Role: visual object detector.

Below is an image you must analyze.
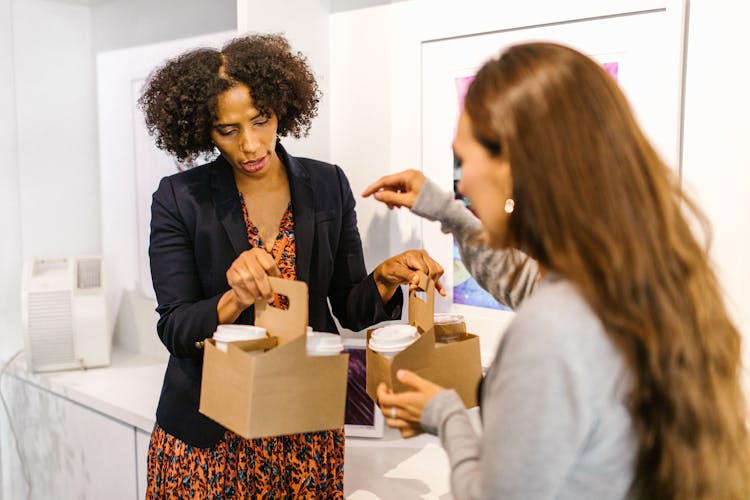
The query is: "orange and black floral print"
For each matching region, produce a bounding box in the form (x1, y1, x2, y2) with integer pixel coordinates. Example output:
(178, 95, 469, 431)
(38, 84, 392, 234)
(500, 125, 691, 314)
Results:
(240, 195, 296, 309)
(146, 424, 345, 499)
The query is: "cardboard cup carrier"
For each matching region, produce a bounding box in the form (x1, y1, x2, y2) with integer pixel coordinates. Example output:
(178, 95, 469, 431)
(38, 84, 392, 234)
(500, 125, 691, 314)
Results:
(199, 277, 349, 439)
(366, 273, 483, 408)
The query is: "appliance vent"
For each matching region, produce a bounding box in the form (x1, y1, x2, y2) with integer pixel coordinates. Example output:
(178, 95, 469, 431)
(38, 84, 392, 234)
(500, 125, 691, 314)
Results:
(26, 290, 75, 367)
(32, 258, 68, 277)
(77, 258, 101, 289)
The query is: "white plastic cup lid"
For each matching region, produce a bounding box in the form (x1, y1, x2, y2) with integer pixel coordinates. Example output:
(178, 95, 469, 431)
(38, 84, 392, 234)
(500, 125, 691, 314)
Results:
(370, 324, 418, 344)
(307, 331, 343, 347)
(369, 324, 419, 355)
(433, 313, 464, 325)
(307, 331, 343, 355)
(368, 337, 418, 356)
(213, 324, 267, 343)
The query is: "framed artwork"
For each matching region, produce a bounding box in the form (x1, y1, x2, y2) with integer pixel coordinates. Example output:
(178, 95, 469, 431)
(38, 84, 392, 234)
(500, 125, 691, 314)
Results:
(419, 3, 686, 344)
(343, 337, 384, 438)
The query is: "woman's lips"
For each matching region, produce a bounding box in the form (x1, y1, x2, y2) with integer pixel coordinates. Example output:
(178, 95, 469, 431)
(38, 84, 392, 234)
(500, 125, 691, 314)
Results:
(240, 155, 267, 174)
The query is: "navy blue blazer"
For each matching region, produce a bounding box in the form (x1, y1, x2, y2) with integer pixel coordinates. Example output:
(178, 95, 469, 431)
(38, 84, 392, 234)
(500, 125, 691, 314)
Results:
(149, 143, 402, 447)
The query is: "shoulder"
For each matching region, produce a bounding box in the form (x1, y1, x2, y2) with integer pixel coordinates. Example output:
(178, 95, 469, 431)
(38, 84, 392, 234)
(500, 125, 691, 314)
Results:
(286, 152, 353, 202)
(153, 158, 220, 202)
(293, 155, 346, 183)
(502, 275, 619, 368)
(158, 158, 219, 190)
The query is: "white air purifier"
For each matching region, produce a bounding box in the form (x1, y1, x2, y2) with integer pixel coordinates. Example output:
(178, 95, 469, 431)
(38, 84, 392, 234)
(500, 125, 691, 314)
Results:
(21, 256, 111, 372)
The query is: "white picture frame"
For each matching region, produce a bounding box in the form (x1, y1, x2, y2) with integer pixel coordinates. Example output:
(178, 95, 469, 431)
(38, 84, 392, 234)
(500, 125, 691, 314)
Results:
(417, 2, 687, 356)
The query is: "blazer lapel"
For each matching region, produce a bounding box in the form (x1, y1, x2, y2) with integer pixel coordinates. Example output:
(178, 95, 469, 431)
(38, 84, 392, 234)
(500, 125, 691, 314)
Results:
(279, 144, 314, 283)
(211, 157, 251, 256)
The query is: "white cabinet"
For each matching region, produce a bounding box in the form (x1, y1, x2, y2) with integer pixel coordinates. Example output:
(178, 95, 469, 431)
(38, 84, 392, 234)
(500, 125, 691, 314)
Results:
(135, 429, 151, 499)
(1, 374, 138, 500)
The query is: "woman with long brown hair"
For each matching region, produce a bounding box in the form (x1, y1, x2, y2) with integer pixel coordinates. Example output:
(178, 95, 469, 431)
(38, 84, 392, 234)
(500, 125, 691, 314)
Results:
(374, 42, 750, 499)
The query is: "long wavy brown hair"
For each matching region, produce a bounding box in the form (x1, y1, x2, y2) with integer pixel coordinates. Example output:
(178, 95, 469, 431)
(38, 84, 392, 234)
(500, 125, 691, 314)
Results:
(465, 42, 749, 499)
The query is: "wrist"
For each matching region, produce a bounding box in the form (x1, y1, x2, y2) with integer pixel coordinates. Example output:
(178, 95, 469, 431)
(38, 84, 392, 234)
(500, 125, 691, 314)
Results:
(373, 265, 398, 303)
(217, 289, 247, 324)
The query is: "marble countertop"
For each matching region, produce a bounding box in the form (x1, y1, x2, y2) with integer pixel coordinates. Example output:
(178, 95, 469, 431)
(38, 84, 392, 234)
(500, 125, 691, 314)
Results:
(3, 349, 165, 433)
(2, 347, 458, 499)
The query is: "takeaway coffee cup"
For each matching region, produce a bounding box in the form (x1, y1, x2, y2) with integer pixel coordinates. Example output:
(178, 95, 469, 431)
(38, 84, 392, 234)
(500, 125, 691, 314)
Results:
(213, 324, 267, 352)
(433, 313, 465, 344)
(306, 331, 344, 356)
(368, 324, 419, 358)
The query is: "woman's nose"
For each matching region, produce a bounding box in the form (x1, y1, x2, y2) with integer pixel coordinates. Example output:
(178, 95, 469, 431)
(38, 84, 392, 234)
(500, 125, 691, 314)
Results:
(239, 129, 259, 154)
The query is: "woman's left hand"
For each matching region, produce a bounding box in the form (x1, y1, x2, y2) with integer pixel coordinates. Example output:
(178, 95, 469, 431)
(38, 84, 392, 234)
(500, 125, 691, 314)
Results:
(373, 249, 446, 303)
(377, 369, 446, 438)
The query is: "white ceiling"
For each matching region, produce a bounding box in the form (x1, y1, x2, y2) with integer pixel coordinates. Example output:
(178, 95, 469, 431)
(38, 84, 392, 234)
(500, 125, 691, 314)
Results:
(47, 0, 115, 5)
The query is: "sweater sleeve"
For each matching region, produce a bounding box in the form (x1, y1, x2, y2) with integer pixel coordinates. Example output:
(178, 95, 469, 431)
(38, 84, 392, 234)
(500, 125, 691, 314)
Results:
(411, 178, 540, 309)
(422, 390, 483, 499)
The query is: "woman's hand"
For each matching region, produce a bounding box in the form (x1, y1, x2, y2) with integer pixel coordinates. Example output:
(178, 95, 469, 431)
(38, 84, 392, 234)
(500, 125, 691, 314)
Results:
(373, 249, 446, 302)
(218, 248, 281, 323)
(377, 369, 446, 438)
(362, 169, 426, 209)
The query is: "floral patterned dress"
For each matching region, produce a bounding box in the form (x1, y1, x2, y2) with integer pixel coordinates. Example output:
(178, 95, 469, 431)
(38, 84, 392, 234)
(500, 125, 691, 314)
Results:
(146, 195, 345, 499)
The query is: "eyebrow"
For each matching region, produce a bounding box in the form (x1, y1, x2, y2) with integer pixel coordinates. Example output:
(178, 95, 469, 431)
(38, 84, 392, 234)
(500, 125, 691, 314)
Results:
(214, 111, 265, 127)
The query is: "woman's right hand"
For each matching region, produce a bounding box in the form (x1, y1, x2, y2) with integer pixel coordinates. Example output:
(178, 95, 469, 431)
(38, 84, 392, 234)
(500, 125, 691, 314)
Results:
(218, 248, 281, 324)
(226, 247, 281, 307)
(362, 169, 426, 209)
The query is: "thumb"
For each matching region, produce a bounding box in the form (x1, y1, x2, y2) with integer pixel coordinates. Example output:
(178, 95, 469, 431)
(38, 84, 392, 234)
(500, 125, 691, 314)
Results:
(396, 369, 431, 391)
(373, 189, 414, 209)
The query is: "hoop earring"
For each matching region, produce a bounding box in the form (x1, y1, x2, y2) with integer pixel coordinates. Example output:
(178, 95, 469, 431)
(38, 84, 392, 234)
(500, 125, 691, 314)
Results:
(504, 198, 515, 214)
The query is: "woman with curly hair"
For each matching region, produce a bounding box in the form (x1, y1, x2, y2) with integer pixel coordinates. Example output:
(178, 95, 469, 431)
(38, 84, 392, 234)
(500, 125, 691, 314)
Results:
(139, 34, 444, 498)
(376, 42, 750, 499)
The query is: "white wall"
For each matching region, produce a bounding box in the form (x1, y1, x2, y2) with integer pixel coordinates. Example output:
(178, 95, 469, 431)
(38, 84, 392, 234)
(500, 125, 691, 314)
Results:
(329, 5, 395, 268)
(14, 1, 100, 261)
(681, 0, 750, 387)
(237, 0, 331, 162)
(92, 0, 236, 52)
(0, 0, 22, 360)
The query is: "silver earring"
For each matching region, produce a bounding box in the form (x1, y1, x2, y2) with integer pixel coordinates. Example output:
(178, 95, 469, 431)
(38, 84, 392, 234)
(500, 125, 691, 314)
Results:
(504, 198, 515, 214)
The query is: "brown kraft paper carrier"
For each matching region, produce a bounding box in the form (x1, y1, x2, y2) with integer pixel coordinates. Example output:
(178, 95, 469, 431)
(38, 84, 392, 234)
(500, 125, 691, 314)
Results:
(366, 273, 482, 408)
(199, 277, 350, 439)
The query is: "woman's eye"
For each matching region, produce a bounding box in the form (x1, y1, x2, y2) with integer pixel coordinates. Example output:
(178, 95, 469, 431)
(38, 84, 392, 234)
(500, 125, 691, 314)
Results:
(253, 118, 269, 127)
(217, 128, 236, 136)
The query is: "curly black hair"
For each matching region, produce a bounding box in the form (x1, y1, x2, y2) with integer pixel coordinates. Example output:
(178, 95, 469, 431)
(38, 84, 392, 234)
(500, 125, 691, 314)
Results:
(138, 34, 320, 162)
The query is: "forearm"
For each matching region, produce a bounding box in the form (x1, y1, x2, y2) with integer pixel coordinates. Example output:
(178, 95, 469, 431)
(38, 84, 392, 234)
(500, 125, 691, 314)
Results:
(156, 293, 224, 358)
(412, 178, 540, 309)
(330, 272, 402, 331)
(216, 289, 248, 324)
(457, 244, 540, 310)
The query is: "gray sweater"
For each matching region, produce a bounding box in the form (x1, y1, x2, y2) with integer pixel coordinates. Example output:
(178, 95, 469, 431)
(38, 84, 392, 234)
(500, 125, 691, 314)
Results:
(412, 177, 540, 310)
(421, 274, 636, 499)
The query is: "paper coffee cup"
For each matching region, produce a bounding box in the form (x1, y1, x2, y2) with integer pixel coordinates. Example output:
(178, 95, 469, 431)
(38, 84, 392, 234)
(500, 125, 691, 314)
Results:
(368, 324, 419, 358)
(306, 331, 344, 356)
(433, 313, 465, 343)
(213, 324, 267, 352)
